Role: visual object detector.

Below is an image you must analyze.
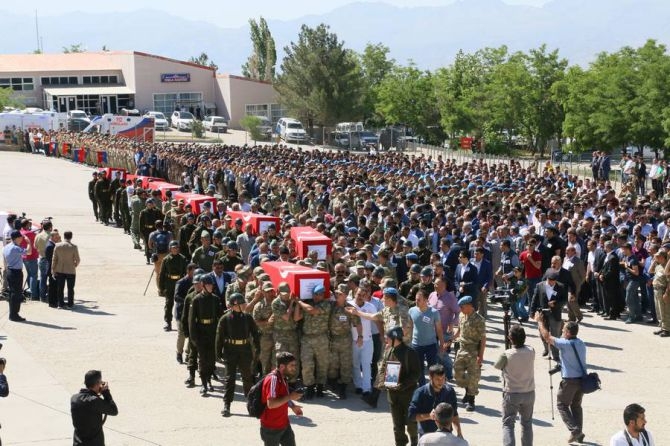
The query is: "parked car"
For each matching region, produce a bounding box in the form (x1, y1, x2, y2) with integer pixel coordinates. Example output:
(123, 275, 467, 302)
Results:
(257, 116, 273, 140)
(144, 111, 169, 131)
(202, 116, 228, 133)
(277, 117, 307, 143)
(333, 132, 350, 148)
(67, 110, 90, 123)
(171, 111, 195, 131)
(68, 118, 90, 132)
(355, 131, 379, 148)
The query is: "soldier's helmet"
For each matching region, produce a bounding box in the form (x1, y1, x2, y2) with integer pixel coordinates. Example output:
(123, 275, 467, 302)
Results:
(228, 292, 245, 306)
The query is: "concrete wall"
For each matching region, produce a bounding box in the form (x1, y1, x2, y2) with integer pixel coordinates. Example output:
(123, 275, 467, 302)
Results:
(218, 75, 278, 129)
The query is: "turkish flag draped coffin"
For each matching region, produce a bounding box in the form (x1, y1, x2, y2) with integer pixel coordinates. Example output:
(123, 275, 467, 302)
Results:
(226, 211, 281, 236)
(172, 192, 216, 215)
(138, 176, 164, 189)
(290, 226, 332, 260)
(102, 167, 127, 181)
(148, 182, 181, 201)
(262, 261, 330, 300)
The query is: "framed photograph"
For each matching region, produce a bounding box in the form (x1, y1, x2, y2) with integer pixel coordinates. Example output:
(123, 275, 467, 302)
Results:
(384, 361, 401, 388)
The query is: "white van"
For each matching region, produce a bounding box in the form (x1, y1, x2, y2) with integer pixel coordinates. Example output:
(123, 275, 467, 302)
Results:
(277, 118, 307, 143)
(336, 122, 364, 133)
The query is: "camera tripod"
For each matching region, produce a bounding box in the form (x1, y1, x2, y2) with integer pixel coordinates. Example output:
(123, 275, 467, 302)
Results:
(501, 302, 512, 350)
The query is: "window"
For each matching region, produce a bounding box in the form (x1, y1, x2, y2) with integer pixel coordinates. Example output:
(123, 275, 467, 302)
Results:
(82, 75, 119, 85)
(41, 76, 77, 86)
(1, 77, 34, 91)
(153, 92, 202, 115)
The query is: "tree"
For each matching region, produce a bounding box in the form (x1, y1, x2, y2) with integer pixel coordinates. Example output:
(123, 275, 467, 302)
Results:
(189, 52, 218, 71)
(275, 24, 364, 127)
(63, 44, 84, 53)
(240, 115, 264, 143)
(241, 17, 277, 82)
(0, 87, 24, 110)
(358, 43, 395, 125)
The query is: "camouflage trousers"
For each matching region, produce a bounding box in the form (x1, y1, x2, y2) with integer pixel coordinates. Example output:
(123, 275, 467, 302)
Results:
(655, 288, 670, 331)
(274, 330, 300, 381)
(257, 333, 275, 375)
(454, 346, 481, 396)
(327, 335, 353, 384)
(301, 334, 329, 386)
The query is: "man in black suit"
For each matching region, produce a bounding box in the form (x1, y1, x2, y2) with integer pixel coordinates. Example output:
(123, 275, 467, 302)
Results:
(587, 239, 607, 315)
(598, 241, 624, 319)
(455, 250, 478, 299)
(530, 271, 567, 368)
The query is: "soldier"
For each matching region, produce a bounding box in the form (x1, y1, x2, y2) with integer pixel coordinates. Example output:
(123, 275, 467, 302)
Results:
(109, 171, 123, 226)
(188, 215, 214, 254)
(452, 295, 486, 412)
(139, 198, 164, 264)
(182, 270, 205, 387)
(226, 218, 244, 240)
(174, 263, 197, 364)
(148, 221, 173, 288)
(190, 231, 219, 273)
(216, 292, 260, 417)
(271, 282, 301, 384)
(352, 287, 414, 345)
(115, 180, 130, 234)
(328, 284, 361, 399)
(130, 188, 146, 250)
(178, 213, 197, 258)
(158, 241, 188, 332)
(88, 172, 99, 222)
(188, 274, 222, 396)
(244, 267, 266, 303)
(297, 285, 332, 399)
(165, 199, 186, 240)
(408, 267, 436, 304)
(247, 281, 277, 375)
(225, 265, 252, 304)
(400, 264, 422, 299)
(94, 171, 112, 225)
(218, 241, 245, 271)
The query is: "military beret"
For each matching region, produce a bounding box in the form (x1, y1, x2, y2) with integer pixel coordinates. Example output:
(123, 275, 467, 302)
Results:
(312, 284, 326, 295)
(457, 295, 474, 306)
(383, 287, 398, 296)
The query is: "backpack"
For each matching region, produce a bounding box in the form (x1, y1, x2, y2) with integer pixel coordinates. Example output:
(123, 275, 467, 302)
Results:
(247, 373, 269, 418)
(155, 232, 170, 254)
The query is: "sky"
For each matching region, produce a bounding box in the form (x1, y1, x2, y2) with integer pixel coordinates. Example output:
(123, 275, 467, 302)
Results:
(13, 0, 551, 28)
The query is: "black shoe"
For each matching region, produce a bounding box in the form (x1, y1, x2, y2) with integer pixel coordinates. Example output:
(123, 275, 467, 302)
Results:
(221, 404, 231, 417)
(304, 385, 315, 400)
(647, 319, 659, 325)
(542, 350, 549, 357)
(338, 383, 347, 400)
(660, 331, 670, 337)
(177, 353, 183, 364)
(465, 395, 475, 412)
(316, 384, 324, 398)
(184, 375, 195, 387)
(549, 364, 562, 375)
(164, 323, 172, 332)
(362, 389, 379, 408)
(654, 329, 664, 335)
(355, 387, 363, 394)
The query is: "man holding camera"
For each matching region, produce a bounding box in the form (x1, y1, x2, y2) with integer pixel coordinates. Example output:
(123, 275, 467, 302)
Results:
(71, 370, 119, 446)
(530, 271, 566, 367)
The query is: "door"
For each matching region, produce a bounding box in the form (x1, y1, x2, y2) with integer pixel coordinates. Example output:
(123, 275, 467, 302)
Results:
(66, 96, 76, 112)
(100, 95, 117, 114)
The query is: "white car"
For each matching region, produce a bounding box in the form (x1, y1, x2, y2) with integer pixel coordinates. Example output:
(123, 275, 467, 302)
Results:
(144, 111, 169, 131)
(277, 117, 307, 143)
(171, 111, 195, 131)
(202, 116, 228, 133)
(67, 110, 90, 123)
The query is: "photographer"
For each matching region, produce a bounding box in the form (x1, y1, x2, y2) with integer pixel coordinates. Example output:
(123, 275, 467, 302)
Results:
(494, 325, 535, 446)
(529, 271, 566, 367)
(71, 370, 119, 446)
(609, 403, 656, 446)
(536, 318, 587, 445)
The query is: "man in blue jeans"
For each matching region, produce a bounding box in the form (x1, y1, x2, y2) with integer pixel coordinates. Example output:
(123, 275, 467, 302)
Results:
(409, 289, 445, 386)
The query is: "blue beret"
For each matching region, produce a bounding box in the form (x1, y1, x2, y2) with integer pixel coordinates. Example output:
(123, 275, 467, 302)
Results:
(383, 287, 398, 296)
(458, 295, 474, 306)
(312, 284, 325, 295)
(406, 253, 419, 260)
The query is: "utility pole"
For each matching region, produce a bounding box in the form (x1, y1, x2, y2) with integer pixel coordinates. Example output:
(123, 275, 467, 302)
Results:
(35, 10, 41, 53)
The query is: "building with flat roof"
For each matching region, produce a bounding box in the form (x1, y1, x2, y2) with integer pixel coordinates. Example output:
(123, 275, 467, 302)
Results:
(0, 51, 280, 128)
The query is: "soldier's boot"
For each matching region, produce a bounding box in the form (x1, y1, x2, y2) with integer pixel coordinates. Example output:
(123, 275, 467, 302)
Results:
(184, 370, 195, 387)
(208, 378, 214, 391)
(338, 383, 347, 400)
(315, 384, 324, 398)
(363, 389, 379, 408)
(304, 385, 315, 400)
(221, 402, 231, 418)
(465, 395, 475, 412)
(200, 377, 209, 396)
(176, 353, 183, 364)
(164, 322, 172, 332)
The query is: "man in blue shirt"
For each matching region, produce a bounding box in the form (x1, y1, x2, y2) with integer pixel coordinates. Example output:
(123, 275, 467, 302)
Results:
(409, 289, 445, 386)
(2, 230, 31, 321)
(536, 316, 587, 445)
(409, 364, 463, 439)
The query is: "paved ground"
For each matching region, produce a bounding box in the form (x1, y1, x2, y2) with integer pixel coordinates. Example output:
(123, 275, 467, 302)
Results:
(0, 151, 667, 446)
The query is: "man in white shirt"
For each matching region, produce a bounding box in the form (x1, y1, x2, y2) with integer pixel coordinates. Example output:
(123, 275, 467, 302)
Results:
(609, 403, 655, 446)
(349, 286, 377, 397)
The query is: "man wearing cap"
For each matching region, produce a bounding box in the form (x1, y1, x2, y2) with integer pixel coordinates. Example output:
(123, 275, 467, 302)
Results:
(116, 180, 131, 233)
(191, 231, 219, 273)
(110, 171, 123, 225)
(328, 284, 361, 399)
(139, 199, 164, 264)
(218, 241, 244, 272)
(130, 188, 146, 250)
(94, 171, 112, 225)
(452, 295, 486, 412)
(178, 213, 197, 259)
(158, 241, 188, 331)
(417, 403, 469, 446)
(216, 292, 260, 417)
(164, 199, 186, 239)
(296, 284, 331, 399)
(3, 230, 32, 321)
(401, 264, 422, 302)
(225, 265, 252, 305)
(88, 172, 100, 222)
(174, 263, 196, 363)
(247, 281, 278, 375)
(188, 216, 214, 254)
(182, 270, 205, 385)
(227, 218, 244, 241)
(271, 282, 301, 383)
(189, 274, 223, 395)
(409, 267, 436, 304)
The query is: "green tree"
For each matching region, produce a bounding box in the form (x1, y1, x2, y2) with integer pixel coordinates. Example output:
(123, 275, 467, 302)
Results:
(358, 43, 395, 125)
(0, 87, 24, 110)
(63, 44, 84, 53)
(241, 17, 277, 82)
(240, 115, 264, 143)
(189, 52, 218, 71)
(275, 24, 364, 127)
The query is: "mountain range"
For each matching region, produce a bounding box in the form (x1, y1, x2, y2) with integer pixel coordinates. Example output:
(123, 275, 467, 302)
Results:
(1, 0, 669, 74)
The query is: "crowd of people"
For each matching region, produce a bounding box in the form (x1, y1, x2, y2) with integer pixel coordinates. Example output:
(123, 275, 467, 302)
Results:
(39, 129, 668, 446)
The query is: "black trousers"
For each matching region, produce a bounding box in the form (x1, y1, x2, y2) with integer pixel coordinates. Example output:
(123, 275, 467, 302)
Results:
(388, 387, 418, 446)
(371, 333, 381, 385)
(56, 273, 76, 307)
(222, 344, 254, 404)
(6, 268, 23, 319)
(196, 338, 216, 380)
(90, 198, 99, 220)
(47, 273, 58, 307)
(260, 425, 295, 446)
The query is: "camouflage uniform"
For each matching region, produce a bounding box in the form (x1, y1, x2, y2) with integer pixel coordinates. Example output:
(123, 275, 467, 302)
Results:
(252, 297, 276, 374)
(225, 279, 247, 303)
(379, 305, 413, 344)
(328, 304, 359, 384)
(301, 300, 332, 387)
(653, 263, 669, 332)
(271, 297, 300, 380)
(453, 311, 486, 396)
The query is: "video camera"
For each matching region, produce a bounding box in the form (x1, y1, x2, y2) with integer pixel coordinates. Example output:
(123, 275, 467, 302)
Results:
(488, 288, 515, 310)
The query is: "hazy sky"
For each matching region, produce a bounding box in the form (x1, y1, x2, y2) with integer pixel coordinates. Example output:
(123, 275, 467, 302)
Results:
(13, 0, 551, 28)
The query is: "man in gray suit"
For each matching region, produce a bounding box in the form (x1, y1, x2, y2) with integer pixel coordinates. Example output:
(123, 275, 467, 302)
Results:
(563, 246, 586, 322)
(52, 231, 80, 309)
